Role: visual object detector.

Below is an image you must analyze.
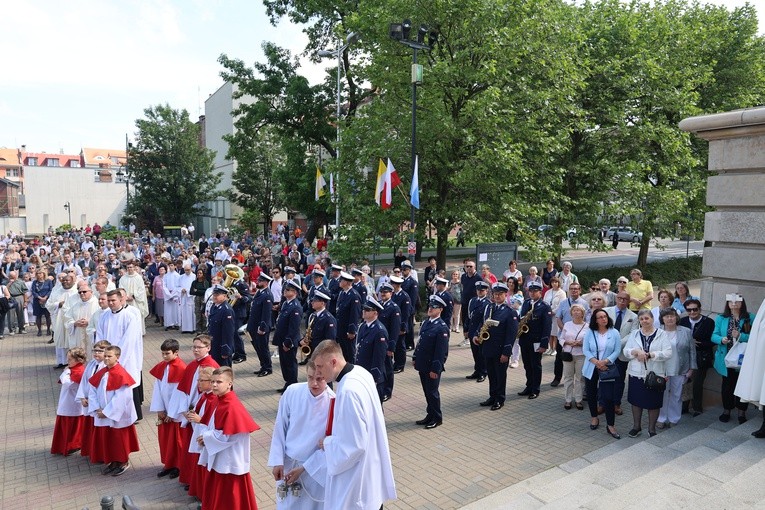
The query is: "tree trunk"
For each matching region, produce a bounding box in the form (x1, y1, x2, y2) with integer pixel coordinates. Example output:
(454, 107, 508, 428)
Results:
(636, 237, 649, 267)
(305, 210, 328, 244)
(436, 226, 449, 271)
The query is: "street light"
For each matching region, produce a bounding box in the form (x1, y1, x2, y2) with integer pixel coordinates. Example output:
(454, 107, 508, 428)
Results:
(318, 31, 359, 235)
(116, 165, 130, 207)
(390, 19, 437, 263)
(63, 201, 72, 226)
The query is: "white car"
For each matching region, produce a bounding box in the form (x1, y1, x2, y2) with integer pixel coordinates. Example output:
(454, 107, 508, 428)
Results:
(605, 226, 642, 243)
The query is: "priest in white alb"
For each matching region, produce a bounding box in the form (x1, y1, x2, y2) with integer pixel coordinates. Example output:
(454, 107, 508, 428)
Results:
(163, 261, 181, 330)
(736, 298, 765, 438)
(270, 360, 335, 510)
(119, 260, 149, 335)
(178, 262, 196, 334)
(310, 340, 396, 510)
(65, 281, 100, 354)
(86, 293, 109, 345)
(96, 289, 144, 420)
(47, 273, 79, 368)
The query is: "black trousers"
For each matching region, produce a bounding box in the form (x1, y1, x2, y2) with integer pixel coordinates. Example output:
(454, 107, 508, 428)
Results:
(337, 336, 355, 366)
(233, 316, 247, 359)
(602, 359, 629, 407)
(484, 355, 508, 404)
(471, 341, 487, 376)
(393, 333, 407, 371)
(405, 316, 415, 349)
(132, 373, 143, 421)
(553, 342, 563, 379)
(721, 369, 748, 411)
(520, 342, 543, 393)
(419, 370, 442, 422)
(278, 345, 298, 386)
(692, 351, 714, 412)
(383, 354, 395, 397)
(250, 331, 272, 371)
(586, 373, 616, 426)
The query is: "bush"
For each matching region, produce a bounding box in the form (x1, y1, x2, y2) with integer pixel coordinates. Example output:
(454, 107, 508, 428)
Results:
(57, 224, 74, 232)
(575, 256, 703, 289)
(100, 229, 131, 241)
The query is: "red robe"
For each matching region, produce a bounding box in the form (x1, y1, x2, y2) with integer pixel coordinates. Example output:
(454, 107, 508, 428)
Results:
(177, 355, 219, 485)
(51, 363, 85, 455)
(188, 392, 217, 500)
(149, 357, 187, 470)
(201, 391, 259, 510)
(88, 363, 139, 464)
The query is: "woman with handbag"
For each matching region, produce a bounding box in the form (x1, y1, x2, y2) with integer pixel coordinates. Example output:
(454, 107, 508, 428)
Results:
(561, 304, 588, 410)
(657, 308, 697, 428)
(582, 309, 622, 439)
(712, 293, 755, 424)
(623, 309, 672, 437)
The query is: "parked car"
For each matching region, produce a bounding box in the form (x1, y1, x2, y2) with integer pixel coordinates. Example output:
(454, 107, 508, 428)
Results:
(605, 226, 643, 242)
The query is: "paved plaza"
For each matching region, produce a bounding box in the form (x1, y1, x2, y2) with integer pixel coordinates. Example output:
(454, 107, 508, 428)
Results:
(0, 290, 755, 510)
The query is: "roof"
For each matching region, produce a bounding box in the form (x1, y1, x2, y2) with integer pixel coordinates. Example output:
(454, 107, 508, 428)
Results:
(22, 151, 81, 167)
(0, 148, 21, 167)
(0, 178, 21, 187)
(81, 148, 126, 168)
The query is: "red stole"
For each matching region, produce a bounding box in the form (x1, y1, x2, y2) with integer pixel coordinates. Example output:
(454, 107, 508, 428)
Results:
(149, 356, 187, 383)
(195, 392, 217, 425)
(64, 363, 85, 384)
(89, 363, 136, 390)
(212, 391, 259, 435)
(176, 356, 219, 395)
(325, 397, 335, 435)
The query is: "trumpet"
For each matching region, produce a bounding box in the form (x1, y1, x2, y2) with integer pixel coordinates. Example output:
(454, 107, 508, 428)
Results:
(476, 307, 499, 345)
(300, 316, 315, 356)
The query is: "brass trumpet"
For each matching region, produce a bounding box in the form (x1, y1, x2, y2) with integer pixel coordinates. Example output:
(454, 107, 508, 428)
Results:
(223, 264, 245, 307)
(476, 308, 498, 345)
(516, 302, 535, 339)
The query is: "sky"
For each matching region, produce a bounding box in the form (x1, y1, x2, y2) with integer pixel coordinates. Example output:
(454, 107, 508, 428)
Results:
(2, 0, 763, 155)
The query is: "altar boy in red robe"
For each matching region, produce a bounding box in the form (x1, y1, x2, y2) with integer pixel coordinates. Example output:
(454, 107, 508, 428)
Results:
(51, 347, 87, 455)
(87, 345, 139, 477)
(198, 366, 259, 510)
(149, 338, 187, 479)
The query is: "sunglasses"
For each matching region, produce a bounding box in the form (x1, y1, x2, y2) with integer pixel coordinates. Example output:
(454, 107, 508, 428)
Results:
(685, 307, 700, 312)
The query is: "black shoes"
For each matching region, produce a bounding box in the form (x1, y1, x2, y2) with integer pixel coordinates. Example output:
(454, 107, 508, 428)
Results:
(607, 426, 621, 440)
(719, 413, 731, 423)
(393, 367, 404, 374)
(479, 399, 495, 407)
(102, 462, 118, 475)
(518, 389, 532, 396)
(590, 419, 600, 430)
(527, 393, 539, 400)
(415, 417, 431, 425)
(232, 356, 246, 364)
(628, 428, 642, 438)
(465, 373, 479, 380)
(255, 369, 272, 377)
(424, 420, 442, 429)
(157, 467, 179, 478)
(490, 402, 504, 411)
(277, 385, 289, 393)
(550, 378, 561, 387)
(382, 395, 391, 402)
(476, 375, 486, 383)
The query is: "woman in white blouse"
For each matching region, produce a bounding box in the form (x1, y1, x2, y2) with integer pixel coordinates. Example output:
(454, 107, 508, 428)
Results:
(543, 277, 567, 356)
(560, 304, 588, 410)
(657, 308, 696, 428)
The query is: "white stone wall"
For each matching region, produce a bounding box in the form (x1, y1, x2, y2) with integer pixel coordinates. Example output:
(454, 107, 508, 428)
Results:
(23, 166, 126, 234)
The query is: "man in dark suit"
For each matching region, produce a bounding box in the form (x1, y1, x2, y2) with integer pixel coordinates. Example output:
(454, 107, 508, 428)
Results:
(327, 264, 343, 315)
(354, 297, 389, 401)
(679, 298, 716, 416)
(467, 281, 490, 382)
(517, 281, 552, 399)
(401, 260, 420, 350)
(301, 290, 337, 361)
(434, 277, 454, 332)
(351, 268, 368, 303)
(272, 280, 303, 393)
(335, 271, 361, 364)
(207, 285, 235, 367)
(412, 296, 450, 429)
(477, 283, 519, 410)
(247, 273, 273, 377)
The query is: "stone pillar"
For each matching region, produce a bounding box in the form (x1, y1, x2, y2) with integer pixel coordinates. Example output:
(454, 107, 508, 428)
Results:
(680, 108, 765, 313)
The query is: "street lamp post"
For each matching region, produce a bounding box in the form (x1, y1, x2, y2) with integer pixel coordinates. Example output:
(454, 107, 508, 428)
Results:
(63, 201, 72, 226)
(390, 19, 437, 263)
(318, 31, 359, 236)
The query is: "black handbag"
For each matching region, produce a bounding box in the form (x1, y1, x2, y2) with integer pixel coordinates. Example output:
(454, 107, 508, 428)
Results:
(0, 296, 9, 313)
(598, 363, 619, 382)
(562, 324, 586, 362)
(644, 361, 666, 391)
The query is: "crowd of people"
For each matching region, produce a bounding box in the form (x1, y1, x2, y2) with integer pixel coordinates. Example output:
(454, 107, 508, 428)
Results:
(6, 223, 761, 508)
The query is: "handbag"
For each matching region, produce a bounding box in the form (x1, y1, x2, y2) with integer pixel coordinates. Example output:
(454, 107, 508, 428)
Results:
(562, 323, 586, 362)
(0, 296, 9, 313)
(644, 361, 667, 391)
(724, 340, 747, 370)
(595, 336, 619, 382)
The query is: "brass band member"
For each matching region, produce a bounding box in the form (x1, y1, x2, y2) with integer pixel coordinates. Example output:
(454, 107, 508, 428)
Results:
(476, 283, 518, 410)
(517, 281, 553, 400)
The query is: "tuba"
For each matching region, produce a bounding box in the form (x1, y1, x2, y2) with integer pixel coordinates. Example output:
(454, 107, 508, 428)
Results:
(476, 306, 499, 345)
(300, 316, 315, 356)
(223, 264, 245, 307)
(516, 302, 535, 339)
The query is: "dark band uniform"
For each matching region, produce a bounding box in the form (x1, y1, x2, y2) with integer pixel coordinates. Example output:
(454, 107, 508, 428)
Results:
(467, 283, 490, 378)
(208, 286, 235, 367)
(306, 294, 337, 355)
(435, 278, 454, 329)
(518, 287, 553, 397)
(230, 278, 251, 362)
(481, 294, 518, 408)
(401, 262, 420, 349)
(413, 296, 450, 427)
(272, 284, 302, 390)
(355, 298, 389, 401)
(379, 289, 402, 399)
(247, 277, 273, 374)
(327, 266, 342, 315)
(352, 269, 368, 303)
(335, 275, 361, 363)
(391, 279, 411, 372)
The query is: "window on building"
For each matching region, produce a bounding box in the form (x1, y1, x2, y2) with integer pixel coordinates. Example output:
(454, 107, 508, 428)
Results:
(46, 158, 60, 167)
(70, 160, 80, 168)
(6, 169, 19, 177)
(27, 157, 37, 166)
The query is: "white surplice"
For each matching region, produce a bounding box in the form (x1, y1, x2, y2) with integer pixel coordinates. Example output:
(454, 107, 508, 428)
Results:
(87, 369, 137, 428)
(47, 285, 79, 364)
(65, 295, 100, 352)
(178, 272, 196, 332)
(76, 359, 103, 402)
(269, 383, 335, 510)
(304, 366, 396, 510)
(198, 412, 251, 475)
(736, 298, 765, 408)
(96, 307, 143, 388)
(119, 272, 149, 334)
(57, 367, 85, 417)
(163, 271, 181, 327)
(149, 364, 180, 414)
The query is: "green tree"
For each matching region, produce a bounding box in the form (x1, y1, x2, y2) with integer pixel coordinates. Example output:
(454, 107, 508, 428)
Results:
(128, 104, 220, 229)
(226, 127, 286, 236)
